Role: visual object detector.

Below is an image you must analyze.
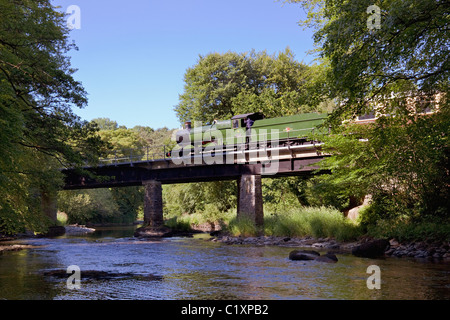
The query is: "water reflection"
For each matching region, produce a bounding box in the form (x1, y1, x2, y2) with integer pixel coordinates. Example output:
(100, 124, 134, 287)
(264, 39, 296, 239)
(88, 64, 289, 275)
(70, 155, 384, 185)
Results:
(0, 250, 60, 300)
(0, 230, 449, 300)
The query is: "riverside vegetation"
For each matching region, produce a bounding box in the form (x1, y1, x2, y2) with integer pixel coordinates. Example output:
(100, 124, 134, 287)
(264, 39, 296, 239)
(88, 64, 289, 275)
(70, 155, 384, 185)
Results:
(0, 0, 448, 259)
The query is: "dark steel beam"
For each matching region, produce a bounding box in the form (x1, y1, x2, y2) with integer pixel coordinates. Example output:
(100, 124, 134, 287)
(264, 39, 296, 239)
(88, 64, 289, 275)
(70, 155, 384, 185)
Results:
(62, 156, 327, 190)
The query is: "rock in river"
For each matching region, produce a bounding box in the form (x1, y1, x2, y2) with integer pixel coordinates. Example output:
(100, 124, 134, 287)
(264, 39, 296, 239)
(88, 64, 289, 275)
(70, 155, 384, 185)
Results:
(43, 226, 66, 237)
(134, 226, 173, 238)
(315, 253, 338, 263)
(351, 239, 390, 258)
(43, 269, 163, 281)
(289, 250, 320, 261)
(289, 250, 338, 263)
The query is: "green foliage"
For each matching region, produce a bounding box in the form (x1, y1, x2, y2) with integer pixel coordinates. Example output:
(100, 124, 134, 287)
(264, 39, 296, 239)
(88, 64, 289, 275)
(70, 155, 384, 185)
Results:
(286, 0, 449, 121)
(164, 208, 234, 232)
(223, 206, 361, 240)
(163, 184, 205, 216)
(96, 124, 175, 161)
(201, 203, 223, 224)
(0, 0, 106, 234)
(110, 186, 143, 224)
(164, 216, 192, 232)
(99, 128, 146, 158)
(57, 211, 68, 225)
(282, 0, 449, 236)
(262, 177, 310, 210)
(263, 206, 362, 241)
(58, 189, 117, 225)
(314, 110, 449, 219)
(363, 212, 450, 242)
(58, 187, 143, 225)
(307, 123, 378, 211)
(174, 48, 331, 124)
(227, 216, 259, 237)
(163, 181, 237, 217)
(60, 124, 173, 225)
(92, 118, 122, 131)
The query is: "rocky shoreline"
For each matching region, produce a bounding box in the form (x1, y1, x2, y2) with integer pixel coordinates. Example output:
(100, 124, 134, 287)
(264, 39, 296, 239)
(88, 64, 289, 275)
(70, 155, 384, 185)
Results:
(0, 244, 41, 253)
(2, 225, 449, 262)
(0, 225, 96, 253)
(211, 234, 450, 261)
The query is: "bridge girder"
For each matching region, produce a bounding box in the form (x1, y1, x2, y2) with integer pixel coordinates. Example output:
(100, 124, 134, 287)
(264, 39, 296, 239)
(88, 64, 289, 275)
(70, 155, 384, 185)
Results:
(62, 156, 326, 190)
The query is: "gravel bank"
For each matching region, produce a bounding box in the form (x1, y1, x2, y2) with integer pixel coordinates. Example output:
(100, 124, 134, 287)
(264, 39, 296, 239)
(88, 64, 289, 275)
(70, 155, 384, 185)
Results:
(212, 235, 450, 261)
(64, 224, 96, 235)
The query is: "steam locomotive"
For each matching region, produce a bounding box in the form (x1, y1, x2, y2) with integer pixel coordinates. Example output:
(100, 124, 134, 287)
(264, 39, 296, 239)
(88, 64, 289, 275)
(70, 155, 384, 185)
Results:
(173, 112, 328, 150)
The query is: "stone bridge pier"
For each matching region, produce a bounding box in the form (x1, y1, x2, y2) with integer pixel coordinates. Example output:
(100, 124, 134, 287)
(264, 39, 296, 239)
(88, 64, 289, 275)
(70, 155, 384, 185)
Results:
(142, 180, 164, 227)
(137, 175, 264, 237)
(237, 174, 264, 228)
(134, 180, 170, 237)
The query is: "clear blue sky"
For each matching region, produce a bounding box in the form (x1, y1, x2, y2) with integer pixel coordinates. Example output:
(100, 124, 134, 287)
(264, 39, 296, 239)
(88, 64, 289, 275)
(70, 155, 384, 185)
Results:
(52, 0, 316, 130)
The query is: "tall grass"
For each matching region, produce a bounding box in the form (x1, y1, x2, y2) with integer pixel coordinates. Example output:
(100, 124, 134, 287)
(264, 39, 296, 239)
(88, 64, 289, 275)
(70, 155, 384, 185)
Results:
(164, 209, 235, 232)
(265, 206, 362, 241)
(226, 206, 362, 241)
(165, 206, 363, 241)
(164, 204, 448, 243)
(227, 215, 259, 237)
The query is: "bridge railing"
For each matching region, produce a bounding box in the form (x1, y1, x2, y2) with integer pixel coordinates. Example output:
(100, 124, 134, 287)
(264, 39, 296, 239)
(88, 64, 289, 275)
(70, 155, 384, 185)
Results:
(98, 144, 171, 165)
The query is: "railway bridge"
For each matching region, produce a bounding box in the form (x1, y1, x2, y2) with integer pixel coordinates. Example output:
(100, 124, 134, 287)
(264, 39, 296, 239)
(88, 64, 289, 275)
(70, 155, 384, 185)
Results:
(54, 140, 327, 231)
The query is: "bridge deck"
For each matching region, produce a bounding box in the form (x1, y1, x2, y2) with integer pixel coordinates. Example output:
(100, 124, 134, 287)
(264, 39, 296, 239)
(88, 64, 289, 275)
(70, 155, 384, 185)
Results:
(63, 142, 327, 190)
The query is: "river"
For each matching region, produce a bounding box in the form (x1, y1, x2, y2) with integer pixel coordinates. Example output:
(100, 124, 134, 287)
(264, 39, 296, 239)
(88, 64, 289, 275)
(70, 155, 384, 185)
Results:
(0, 226, 449, 300)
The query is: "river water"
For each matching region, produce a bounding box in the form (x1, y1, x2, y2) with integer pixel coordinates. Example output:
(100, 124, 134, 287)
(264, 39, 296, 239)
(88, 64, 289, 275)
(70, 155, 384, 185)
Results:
(0, 226, 449, 300)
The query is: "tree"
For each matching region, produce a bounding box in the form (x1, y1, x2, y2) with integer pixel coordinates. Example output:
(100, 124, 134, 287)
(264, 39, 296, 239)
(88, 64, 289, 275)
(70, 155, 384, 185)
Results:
(58, 189, 119, 225)
(163, 181, 237, 217)
(285, 0, 449, 219)
(92, 118, 120, 131)
(98, 128, 146, 159)
(285, 0, 449, 120)
(315, 111, 449, 219)
(174, 48, 329, 124)
(0, 0, 105, 234)
(60, 123, 176, 225)
(231, 49, 333, 118)
(175, 51, 254, 123)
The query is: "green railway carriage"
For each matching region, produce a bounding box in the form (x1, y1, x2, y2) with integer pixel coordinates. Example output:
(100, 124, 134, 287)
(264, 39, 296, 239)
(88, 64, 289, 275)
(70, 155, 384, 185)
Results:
(175, 112, 328, 148)
(246, 112, 328, 143)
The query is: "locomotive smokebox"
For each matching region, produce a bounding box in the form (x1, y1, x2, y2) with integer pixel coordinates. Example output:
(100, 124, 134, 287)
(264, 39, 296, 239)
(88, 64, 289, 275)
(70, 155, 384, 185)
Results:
(176, 129, 191, 144)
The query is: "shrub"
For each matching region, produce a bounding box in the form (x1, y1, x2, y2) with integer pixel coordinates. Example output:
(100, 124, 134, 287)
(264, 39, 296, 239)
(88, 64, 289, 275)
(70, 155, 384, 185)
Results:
(164, 216, 192, 232)
(366, 218, 450, 242)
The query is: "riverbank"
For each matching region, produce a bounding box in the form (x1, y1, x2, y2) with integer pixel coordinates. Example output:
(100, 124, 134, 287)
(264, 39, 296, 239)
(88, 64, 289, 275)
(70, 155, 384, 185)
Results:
(0, 244, 40, 253)
(0, 224, 96, 251)
(211, 234, 450, 261)
(2, 224, 449, 262)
